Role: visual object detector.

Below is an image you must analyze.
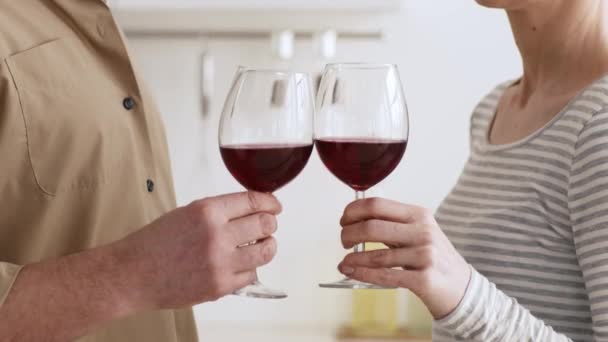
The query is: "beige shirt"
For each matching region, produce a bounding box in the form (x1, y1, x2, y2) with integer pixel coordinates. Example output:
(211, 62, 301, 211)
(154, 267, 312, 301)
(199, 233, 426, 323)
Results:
(0, 1, 197, 341)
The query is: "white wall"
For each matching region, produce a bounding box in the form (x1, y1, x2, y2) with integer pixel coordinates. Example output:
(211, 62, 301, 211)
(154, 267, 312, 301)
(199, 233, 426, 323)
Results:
(391, 1, 520, 207)
(121, 0, 521, 337)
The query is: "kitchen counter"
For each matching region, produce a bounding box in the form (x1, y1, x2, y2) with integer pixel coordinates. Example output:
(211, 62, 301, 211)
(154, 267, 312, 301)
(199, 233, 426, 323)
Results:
(197, 324, 431, 342)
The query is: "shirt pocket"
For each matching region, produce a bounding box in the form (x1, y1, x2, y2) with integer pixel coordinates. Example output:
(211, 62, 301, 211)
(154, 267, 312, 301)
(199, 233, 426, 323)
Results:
(6, 38, 126, 196)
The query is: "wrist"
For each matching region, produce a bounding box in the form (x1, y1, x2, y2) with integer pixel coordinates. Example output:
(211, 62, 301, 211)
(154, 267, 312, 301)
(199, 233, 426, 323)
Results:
(433, 265, 477, 321)
(425, 262, 473, 320)
(102, 240, 154, 315)
(1, 245, 142, 341)
(61, 243, 141, 321)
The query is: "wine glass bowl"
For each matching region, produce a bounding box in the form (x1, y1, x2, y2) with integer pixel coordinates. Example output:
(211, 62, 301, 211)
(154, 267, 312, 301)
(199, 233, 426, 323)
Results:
(220, 144, 313, 193)
(314, 138, 407, 192)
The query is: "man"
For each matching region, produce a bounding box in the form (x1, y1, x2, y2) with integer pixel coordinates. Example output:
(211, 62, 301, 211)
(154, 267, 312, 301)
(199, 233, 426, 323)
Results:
(0, 1, 281, 341)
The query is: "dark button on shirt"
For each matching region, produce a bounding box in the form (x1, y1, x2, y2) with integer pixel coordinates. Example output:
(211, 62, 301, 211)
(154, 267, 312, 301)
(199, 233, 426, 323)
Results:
(123, 96, 136, 110)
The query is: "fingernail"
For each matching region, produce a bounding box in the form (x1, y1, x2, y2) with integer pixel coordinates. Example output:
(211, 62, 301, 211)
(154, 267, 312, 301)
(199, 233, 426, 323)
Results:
(340, 265, 355, 275)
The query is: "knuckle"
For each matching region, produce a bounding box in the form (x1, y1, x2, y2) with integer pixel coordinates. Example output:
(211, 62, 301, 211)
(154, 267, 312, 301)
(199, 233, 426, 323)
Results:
(418, 246, 435, 266)
(259, 213, 277, 236)
(417, 207, 435, 223)
(378, 268, 393, 283)
(363, 220, 379, 236)
(339, 214, 348, 227)
(192, 199, 218, 224)
(371, 249, 391, 266)
(260, 238, 277, 264)
(418, 228, 434, 245)
(366, 197, 383, 213)
(389, 221, 402, 236)
(342, 253, 355, 265)
(198, 198, 215, 214)
(342, 201, 357, 217)
(268, 195, 281, 212)
(246, 191, 261, 211)
(340, 229, 352, 248)
(353, 267, 366, 278)
(420, 207, 434, 218)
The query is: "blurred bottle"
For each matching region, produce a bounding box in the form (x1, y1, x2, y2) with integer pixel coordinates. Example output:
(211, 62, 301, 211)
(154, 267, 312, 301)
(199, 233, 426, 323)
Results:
(350, 243, 433, 338)
(351, 243, 399, 337)
(406, 292, 433, 337)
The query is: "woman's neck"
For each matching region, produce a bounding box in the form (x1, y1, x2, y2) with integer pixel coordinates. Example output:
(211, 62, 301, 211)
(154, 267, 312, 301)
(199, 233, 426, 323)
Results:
(507, 0, 608, 101)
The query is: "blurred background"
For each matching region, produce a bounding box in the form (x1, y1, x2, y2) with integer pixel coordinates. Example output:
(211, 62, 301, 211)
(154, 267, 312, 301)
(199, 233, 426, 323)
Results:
(109, 0, 521, 341)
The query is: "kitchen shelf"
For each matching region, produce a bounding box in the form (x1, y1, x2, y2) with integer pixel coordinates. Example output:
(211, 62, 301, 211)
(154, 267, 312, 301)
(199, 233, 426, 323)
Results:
(111, 0, 403, 12)
(113, 0, 399, 35)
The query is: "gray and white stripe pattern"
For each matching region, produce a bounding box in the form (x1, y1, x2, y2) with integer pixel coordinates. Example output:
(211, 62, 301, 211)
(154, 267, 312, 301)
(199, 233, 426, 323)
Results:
(433, 76, 608, 342)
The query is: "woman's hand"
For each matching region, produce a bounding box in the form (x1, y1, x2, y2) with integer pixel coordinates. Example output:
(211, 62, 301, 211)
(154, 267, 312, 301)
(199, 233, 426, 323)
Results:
(338, 198, 472, 319)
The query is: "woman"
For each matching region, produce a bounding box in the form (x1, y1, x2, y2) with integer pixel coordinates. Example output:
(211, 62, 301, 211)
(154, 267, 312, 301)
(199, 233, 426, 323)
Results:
(337, 1, 608, 341)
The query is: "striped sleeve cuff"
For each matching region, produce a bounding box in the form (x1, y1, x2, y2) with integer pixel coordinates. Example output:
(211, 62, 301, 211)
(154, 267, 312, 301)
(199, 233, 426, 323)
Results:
(434, 266, 489, 338)
(0, 263, 23, 307)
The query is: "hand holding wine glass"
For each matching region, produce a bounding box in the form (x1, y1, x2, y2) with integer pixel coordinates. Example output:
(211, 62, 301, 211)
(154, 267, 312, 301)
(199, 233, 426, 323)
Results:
(337, 198, 471, 319)
(219, 68, 314, 299)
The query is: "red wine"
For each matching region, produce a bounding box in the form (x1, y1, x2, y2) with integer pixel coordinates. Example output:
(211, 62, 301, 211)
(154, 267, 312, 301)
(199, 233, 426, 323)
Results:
(220, 144, 313, 193)
(316, 138, 407, 191)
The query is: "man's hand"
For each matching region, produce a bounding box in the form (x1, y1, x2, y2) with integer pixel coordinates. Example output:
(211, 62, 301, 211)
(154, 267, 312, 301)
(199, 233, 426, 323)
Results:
(0, 191, 281, 342)
(116, 191, 283, 311)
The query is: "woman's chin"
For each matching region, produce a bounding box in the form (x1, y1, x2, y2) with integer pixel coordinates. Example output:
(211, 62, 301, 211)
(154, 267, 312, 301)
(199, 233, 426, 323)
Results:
(475, 0, 532, 9)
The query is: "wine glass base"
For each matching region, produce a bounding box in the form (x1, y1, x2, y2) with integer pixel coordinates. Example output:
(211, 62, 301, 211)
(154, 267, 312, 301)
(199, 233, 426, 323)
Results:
(319, 277, 396, 289)
(233, 281, 288, 299)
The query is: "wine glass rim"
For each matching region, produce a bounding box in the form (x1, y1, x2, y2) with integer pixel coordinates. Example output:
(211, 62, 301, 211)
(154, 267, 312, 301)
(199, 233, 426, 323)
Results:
(324, 62, 398, 69)
(237, 66, 309, 76)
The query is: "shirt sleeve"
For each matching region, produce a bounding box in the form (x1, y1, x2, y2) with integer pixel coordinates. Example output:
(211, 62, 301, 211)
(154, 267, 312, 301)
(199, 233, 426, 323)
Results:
(434, 267, 571, 341)
(0, 263, 23, 307)
(435, 108, 608, 341)
(568, 109, 608, 339)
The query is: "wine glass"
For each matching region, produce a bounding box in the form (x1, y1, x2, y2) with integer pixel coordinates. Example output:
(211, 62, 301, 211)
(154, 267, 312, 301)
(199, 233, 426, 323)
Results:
(315, 63, 409, 289)
(219, 67, 314, 299)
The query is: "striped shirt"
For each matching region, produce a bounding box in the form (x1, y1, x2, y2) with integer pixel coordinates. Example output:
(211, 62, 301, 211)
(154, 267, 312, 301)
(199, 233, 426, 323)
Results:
(433, 75, 608, 342)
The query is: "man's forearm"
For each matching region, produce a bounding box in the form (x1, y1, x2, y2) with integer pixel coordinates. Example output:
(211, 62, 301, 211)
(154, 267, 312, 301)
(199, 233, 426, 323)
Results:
(0, 243, 139, 341)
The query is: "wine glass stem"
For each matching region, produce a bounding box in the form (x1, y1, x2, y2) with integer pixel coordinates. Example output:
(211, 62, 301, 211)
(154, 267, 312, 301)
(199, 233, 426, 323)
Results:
(354, 190, 366, 254)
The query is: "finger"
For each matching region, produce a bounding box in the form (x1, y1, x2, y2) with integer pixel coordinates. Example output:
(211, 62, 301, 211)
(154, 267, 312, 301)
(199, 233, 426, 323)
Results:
(232, 237, 277, 273)
(341, 198, 429, 226)
(341, 247, 432, 269)
(341, 220, 427, 249)
(338, 265, 418, 289)
(209, 191, 283, 220)
(228, 213, 278, 246)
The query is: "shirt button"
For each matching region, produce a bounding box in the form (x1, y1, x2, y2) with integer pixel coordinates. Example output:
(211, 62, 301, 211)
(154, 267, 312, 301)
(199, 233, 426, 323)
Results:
(146, 179, 155, 193)
(123, 97, 136, 110)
